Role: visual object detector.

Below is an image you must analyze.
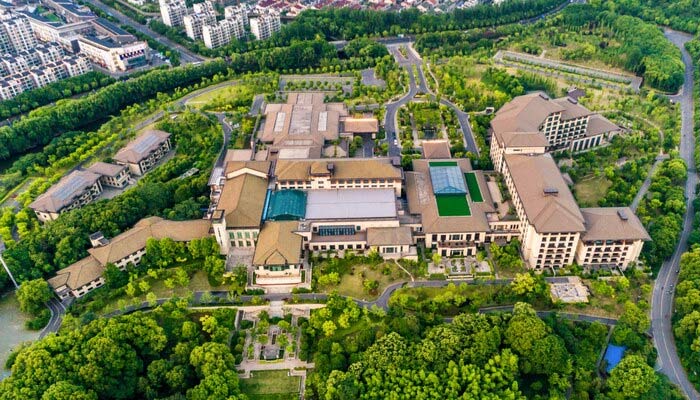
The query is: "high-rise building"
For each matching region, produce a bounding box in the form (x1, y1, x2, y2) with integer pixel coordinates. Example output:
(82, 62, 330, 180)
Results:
(159, 0, 187, 27)
(1, 16, 38, 53)
(224, 4, 248, 26)
(202, 17, 244, 49)
(184, 13, 216, 40)
(183, 2, 217, 41)
(249, 9, 280, 41)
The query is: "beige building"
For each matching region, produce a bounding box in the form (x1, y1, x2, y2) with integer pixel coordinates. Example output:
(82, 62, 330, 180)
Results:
(253, 221, 304, 285)
(86, 161, 131, 188)
(78, 35, 149, 72)
(274, 158, 403, 196)
(184, 12, 217, 41)
(249, 9, 280, 40)
(29, 170, 103, 222)
(490, 93, 620, 153)
(210, 161, 271, 254)
(48, 217, 211, 299)
(113, 130, 171, 176)
(501, 153, 585, 270)
(577, 207, 650, 269)
(259, 93, 379, 158)
(406, 158, 518, 257)
(202, 17, 245, 49)
(159, 0, 187, 27)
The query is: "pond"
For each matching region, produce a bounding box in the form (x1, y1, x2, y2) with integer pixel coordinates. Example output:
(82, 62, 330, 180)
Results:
(0, 292, 39, 379)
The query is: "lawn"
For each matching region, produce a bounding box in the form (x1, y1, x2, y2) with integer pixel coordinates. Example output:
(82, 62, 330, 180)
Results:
(327, 262, 410, 301)
(185, 84, 253, 108)
(239, 370, 300, 400)
(436, 194, 471, 216)
(97, 269, 230, 316)
(574, 176, 612, 207)
(465, 173, 483, 202)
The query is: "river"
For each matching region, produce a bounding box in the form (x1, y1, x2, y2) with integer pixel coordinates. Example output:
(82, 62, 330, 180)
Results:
(0, 292, 39, 379)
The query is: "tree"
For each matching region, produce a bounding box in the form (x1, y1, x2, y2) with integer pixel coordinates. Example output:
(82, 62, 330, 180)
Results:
(104, 264, 128, 289)
(619, 301, 651, 334)
(16, 279, 52, 315)
(510, 273, 537, 296)
(41, 381, 97, 400)
(607, 355, 657, 399)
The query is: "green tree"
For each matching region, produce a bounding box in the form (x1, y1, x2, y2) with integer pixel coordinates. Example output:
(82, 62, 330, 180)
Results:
(16, 279, 52, 315)
(607, 355, 657, 399)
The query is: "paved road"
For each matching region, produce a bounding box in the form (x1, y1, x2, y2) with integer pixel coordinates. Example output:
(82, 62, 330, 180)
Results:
(651, 29, 700, 400)
(39, 298, 67, 339)
(383, 43, 479, 155)
(82, 0, 203, 64)
(630, 154, 670, 212)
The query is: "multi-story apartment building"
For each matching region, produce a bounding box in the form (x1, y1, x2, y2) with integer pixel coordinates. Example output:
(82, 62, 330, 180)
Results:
(159, 0, 187, 27)
(0, 15, 37, 53)
(490, 92, 620, 153)
(62, 55, 92, 76)
(224, 4, 248, 26)
(0, 77, 23, 100)
(249, 9, 280, 40)
(184, 12, 216, 40)
(202, 18, 244, 49)
(48, 217, 211, 299)
(113, 130, 171, 175)
(78, 35, 149, 72)
(184, 1, 217, 40)
(29, 170, 103, 222)
(86, 161, 131, 188)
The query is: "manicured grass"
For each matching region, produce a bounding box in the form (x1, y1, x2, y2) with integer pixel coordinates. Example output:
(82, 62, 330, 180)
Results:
(326, 262, 409, 301)
(464, 172, 483, 202)
(240, 370, 300, 400)
(574, 176, 612, 206)
(185, 84, 250, 107)
(436, 194, 471, 216)
(429, 161, 458, 167)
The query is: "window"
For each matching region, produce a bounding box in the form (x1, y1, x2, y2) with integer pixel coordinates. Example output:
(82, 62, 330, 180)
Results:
(237, 232, 243, 239)
(450, 234, 461, 241)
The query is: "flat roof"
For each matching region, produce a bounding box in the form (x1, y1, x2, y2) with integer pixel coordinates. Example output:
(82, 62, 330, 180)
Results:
(305, 189, 396, 220)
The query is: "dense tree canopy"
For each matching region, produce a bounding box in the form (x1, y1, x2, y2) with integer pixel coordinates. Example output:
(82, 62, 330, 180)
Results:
(1, 301, 243, 400)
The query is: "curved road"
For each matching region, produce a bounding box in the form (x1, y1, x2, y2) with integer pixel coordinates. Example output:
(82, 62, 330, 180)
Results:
(383, 43, 479, 156)
(651, 29, 700, 400)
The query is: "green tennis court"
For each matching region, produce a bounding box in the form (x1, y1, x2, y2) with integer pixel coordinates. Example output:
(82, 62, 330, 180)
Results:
(436, 194, 471, 216)
(464, 173, 483, 202)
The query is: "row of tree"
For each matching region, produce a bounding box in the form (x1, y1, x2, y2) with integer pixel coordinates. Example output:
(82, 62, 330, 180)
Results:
(0, 72, 115, 119)
(560, 4, 685, 92)
(0, 61, 228, 161)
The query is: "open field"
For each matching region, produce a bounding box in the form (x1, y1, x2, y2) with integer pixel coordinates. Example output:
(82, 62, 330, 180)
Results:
(240, 370, 300, 400)
(574, 176, 612, 206)
(324, 262, 409, 301)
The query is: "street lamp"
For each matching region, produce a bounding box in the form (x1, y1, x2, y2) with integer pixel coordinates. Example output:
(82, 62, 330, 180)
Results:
(0, 240, 18, 289)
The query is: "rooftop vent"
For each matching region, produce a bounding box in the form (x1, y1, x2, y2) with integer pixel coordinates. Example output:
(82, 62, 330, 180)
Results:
(88, 231, 109, 248)
(327, 162, 334, 172)
(543, 187, 559, 196)
(617, 209, 629, 221)
(538, 92, 549, 100)
(567, 97, 578, 104)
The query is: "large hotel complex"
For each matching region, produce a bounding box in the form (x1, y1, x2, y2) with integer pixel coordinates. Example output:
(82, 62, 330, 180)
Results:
(47, 92, 651, 298)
